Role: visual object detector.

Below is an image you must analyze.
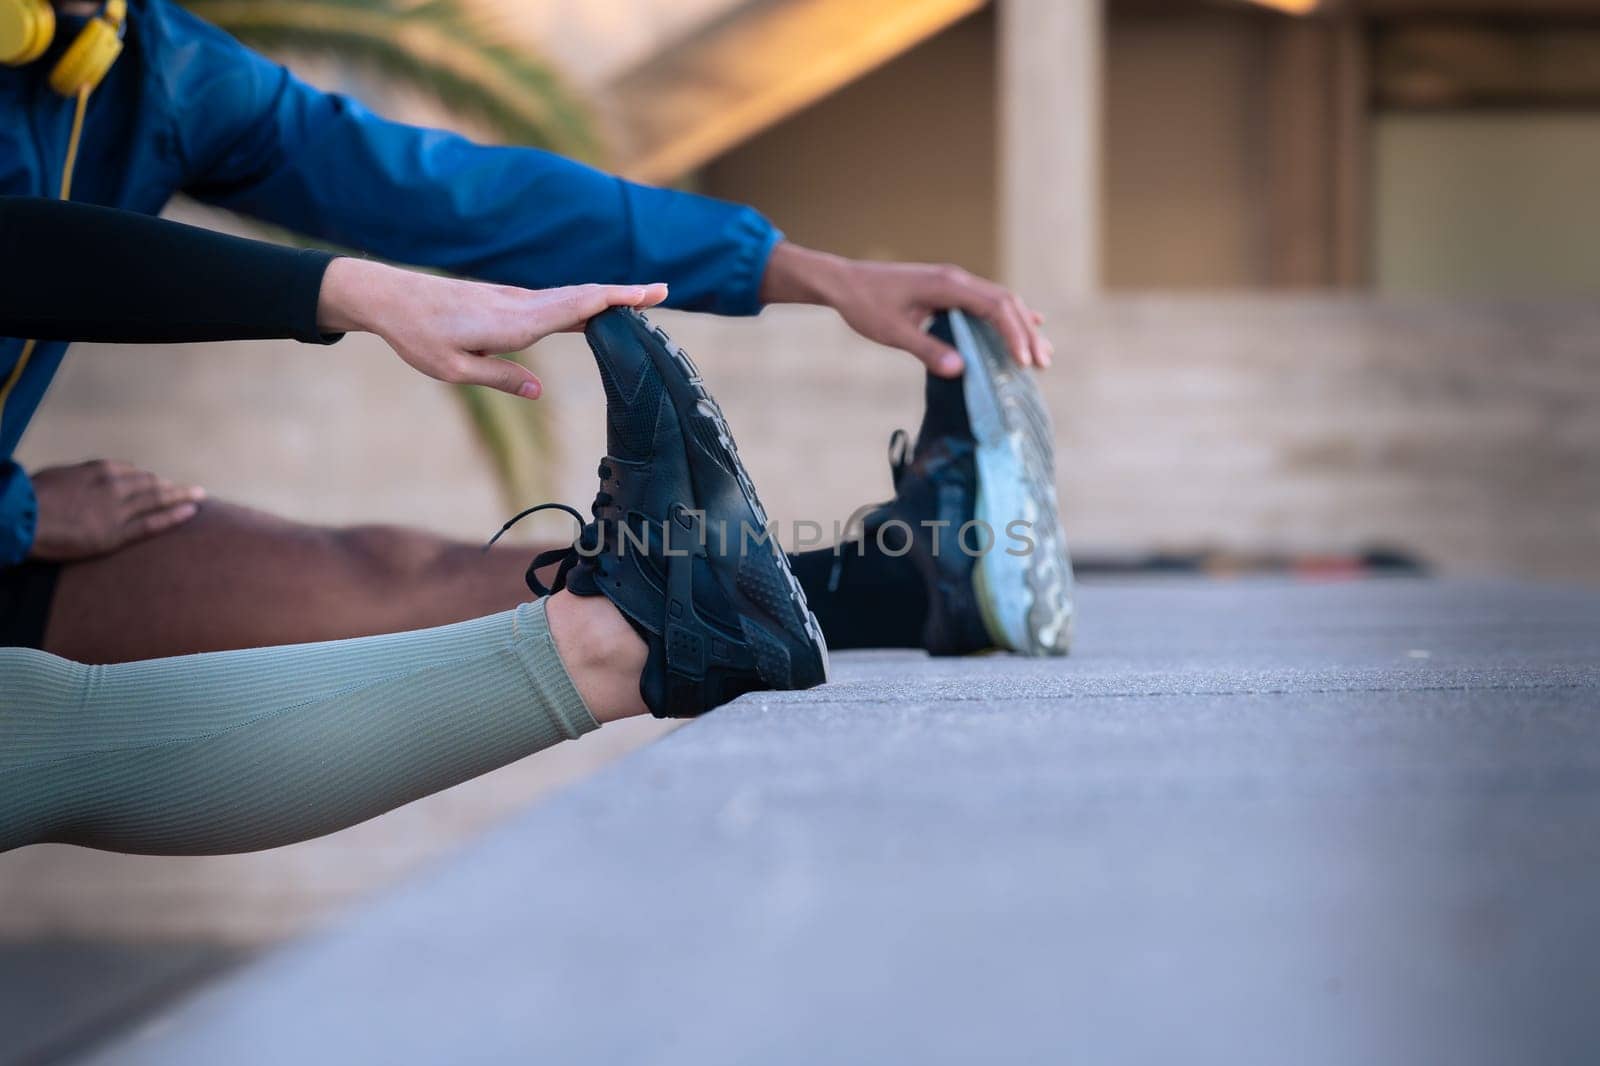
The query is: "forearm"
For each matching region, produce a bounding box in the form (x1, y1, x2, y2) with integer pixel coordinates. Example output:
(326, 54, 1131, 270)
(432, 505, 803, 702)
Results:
(757, 240, 850, 306)
(0, 197, 337, 345)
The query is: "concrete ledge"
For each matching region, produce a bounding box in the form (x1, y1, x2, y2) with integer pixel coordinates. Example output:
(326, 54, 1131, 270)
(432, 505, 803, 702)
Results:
(90, 578, 1600, 1066)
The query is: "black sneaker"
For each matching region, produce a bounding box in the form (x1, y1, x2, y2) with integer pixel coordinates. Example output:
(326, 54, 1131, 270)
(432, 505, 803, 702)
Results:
(495, 308, 828, 718)
(860, 309, 1074, 656)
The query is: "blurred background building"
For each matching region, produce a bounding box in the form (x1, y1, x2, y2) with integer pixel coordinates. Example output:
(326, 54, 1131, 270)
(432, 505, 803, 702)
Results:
(5, 0, 1599, 996)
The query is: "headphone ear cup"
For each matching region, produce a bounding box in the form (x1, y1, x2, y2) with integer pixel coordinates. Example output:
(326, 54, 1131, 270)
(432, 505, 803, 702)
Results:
(48, 13, 122, 95)
(0, 0, 55, 66)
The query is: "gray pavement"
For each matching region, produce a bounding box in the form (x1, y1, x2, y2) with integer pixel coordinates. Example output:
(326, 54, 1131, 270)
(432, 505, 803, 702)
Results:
(0, 942, 242, 1066)
(89, 578, 1600, 1066)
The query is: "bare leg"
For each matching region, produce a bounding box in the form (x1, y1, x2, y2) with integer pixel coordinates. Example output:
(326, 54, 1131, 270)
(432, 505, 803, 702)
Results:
(545, 589, 649, 722)
(43, 499, 564, 664)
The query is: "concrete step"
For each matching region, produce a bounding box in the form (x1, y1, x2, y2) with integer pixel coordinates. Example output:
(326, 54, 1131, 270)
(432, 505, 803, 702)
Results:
(80, 578, 1600, 1066)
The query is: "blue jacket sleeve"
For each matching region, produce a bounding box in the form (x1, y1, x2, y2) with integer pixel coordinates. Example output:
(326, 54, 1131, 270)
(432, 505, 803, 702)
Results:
(0, 460, 38, 567)
(159, 6, 781, 315)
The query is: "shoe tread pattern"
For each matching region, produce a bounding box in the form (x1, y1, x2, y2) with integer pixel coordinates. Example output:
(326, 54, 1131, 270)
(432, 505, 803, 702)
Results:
(958, 311, 1075, 656)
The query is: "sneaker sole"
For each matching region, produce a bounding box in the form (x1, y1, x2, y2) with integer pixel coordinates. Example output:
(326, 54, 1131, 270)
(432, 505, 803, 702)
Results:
(947, 309, 1075, 656)
(628, 310, 831, 690)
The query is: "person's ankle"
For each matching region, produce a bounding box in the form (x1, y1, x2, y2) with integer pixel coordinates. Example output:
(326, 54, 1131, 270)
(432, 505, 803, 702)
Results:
(543, 590, 649, 723)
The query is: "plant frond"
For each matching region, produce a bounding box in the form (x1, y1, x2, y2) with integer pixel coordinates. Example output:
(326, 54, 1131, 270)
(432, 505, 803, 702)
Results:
(456, 370, 555, 511)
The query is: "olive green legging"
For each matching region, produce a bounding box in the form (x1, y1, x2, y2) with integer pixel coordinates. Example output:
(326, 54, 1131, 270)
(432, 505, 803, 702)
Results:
(0, 598, 596, 855)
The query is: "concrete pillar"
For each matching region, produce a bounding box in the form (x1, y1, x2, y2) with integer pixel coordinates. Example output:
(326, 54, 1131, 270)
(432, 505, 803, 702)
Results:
(999, 0, 1102, 304)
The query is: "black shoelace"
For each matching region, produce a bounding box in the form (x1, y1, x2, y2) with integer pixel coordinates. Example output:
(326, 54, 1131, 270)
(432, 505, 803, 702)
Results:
(482, 463, 617, 597)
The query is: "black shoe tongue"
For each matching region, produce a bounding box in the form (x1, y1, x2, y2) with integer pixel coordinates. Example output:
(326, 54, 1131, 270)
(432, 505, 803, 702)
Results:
(605, 365, 666, 464)
(918, 371, 972, 447)
(591, 327, 665, 464)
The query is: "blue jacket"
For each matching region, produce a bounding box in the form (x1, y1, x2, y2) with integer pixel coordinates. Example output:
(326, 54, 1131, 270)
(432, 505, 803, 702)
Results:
(0, 0, 782, 565)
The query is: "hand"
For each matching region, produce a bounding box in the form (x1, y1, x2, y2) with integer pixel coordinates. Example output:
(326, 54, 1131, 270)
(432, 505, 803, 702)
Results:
(758, 241, 1052, 377)
(29, 460, 205, 562)
(318, 259, 668, 399)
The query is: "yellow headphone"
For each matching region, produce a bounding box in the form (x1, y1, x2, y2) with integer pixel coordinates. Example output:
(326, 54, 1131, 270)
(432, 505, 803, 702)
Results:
(0, 0, 125, 96)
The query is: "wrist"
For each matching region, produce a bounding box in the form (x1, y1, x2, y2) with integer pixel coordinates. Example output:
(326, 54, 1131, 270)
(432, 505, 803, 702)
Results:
(758, 241, 852, 307)
(317, 257, 401, 336)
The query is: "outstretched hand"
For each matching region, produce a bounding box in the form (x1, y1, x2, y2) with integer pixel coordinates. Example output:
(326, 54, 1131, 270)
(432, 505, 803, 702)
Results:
(759, 241, 1052, 377)
(318, 258, 669, 399)
(29, 460, 205, 562)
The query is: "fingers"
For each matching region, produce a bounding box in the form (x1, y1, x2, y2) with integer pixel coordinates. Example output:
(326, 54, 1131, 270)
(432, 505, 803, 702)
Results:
(127, 501, 201, 542)
(1035, 323, 1055, 368)
(445, 281, 668, 400)
(996, 296, 1037, 369)
(1018, 296, 1053, 368)
(626, 282, 669, 309)
(449, 352, 544, 400)
(929, 266, 1050, 370)
(892, 322, 964, 378)
(121, 478, 205, 519)
(115, 471, 205, 545)
(118, 477, 202, 545)
(549, 283, 670, 334)
(986, 293, 1037, 369)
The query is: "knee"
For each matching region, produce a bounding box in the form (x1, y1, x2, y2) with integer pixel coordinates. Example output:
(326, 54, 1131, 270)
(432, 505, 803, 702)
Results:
(333, 525, 454, 585)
